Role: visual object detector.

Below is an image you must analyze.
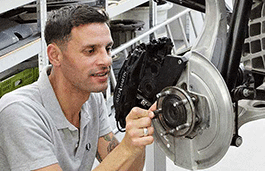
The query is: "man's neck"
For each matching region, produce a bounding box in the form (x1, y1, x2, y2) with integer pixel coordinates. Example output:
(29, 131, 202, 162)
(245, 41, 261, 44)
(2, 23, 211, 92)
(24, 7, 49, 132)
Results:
(48, 70, 90, 128)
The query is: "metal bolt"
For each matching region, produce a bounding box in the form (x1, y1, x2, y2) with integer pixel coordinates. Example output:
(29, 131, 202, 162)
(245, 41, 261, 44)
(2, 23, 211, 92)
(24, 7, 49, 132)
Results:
(176, 123, 190, 131)
(191, 96, 197, 102)
(173, 99, 188, 107)
(178, 60, 182, 64)
(231, 135, 243, 147)
(156, 91, 170, 99)
(140, 99, 148, 106)
(156, 92, 163, 99)
(242, 88, 254, 97)
(235, 136, 243, 147)
(160, 129, 176, 136)
(153, 108, 162, 119)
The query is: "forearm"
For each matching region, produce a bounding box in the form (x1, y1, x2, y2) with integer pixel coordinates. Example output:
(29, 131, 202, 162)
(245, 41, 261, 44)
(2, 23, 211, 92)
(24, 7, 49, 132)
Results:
(127, 148, 145, 171)
(93, 142, 142, 171)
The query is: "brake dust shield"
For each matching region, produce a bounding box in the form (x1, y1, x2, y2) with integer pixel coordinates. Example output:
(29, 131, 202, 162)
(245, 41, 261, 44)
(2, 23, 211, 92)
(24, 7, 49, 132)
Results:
(152, 51, 234, 170)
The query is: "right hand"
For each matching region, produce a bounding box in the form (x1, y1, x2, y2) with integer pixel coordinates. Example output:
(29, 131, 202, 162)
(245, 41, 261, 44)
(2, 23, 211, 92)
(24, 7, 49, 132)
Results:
(121, 104, 156, 156)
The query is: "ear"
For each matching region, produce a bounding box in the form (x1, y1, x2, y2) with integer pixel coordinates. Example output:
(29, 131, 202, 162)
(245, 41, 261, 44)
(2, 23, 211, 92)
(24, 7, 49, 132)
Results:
(47, 43, 63, 67)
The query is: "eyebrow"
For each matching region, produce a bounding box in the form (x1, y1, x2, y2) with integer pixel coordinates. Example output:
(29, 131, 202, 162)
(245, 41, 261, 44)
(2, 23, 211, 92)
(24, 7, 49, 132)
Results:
(81, 41, 113, 50)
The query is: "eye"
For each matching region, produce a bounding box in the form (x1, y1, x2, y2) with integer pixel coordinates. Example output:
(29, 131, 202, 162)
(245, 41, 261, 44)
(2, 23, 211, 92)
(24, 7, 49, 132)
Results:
(89, 48, 95, 53)
(106, 47, 112, 53)
(106, 46, 112, 54)
(87, 47, 95, 53)
(83, 47, 95, 56)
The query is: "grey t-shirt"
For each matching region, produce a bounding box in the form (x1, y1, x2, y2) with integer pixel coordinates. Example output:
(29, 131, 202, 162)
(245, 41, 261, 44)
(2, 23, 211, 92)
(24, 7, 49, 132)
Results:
(0, 66, 112, 171)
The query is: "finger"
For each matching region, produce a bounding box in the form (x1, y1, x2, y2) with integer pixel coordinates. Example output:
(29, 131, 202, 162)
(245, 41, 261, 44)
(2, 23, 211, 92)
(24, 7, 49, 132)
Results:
(132, 136, 154, 146)
(126, 117, 152, 132)
(127, 107, 149, 120)
(148, 102, 157, 119)
(147, 126, 154, 136)
(127, 128, 143, 138)
(127, 127, 152, 138)
(126, 123, 155, 139)
(126, 115, 151, 131)
(141, 126, 154, 137)
(133, 117, 152, 128)
(149, 101, 157, 112)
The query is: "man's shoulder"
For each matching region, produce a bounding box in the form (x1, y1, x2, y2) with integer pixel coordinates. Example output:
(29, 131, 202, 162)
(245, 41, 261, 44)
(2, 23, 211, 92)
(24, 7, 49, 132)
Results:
(0, 82, 53, 129)
(0, 82, 41, 111)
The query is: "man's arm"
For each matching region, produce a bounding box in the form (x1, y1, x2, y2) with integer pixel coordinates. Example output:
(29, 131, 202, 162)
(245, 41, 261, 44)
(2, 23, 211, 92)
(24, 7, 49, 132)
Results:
(96, 132, 145, 171)
(96, 132, 119, 163)
(94, 106, 155, 171)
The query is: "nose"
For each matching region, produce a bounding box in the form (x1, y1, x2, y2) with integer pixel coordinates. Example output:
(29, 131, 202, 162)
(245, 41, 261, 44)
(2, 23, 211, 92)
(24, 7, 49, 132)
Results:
(97, 48, 112, 67)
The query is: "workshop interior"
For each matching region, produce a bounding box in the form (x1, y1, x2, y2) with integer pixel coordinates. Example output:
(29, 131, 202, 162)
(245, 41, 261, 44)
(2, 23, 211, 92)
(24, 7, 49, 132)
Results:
(1, 0, 265, 170)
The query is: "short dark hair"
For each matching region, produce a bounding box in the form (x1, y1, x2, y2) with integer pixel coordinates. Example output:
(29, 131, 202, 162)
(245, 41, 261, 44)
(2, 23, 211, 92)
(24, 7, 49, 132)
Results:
(44, 4, 109, 46)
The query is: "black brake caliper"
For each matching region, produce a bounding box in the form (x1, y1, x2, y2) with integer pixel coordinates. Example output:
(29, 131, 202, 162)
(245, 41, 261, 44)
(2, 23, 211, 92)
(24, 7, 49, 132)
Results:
(114, 37, 187, 130)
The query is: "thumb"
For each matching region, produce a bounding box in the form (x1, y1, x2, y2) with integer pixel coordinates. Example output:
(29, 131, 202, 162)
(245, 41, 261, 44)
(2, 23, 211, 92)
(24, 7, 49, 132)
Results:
(148, 102, 157, 118)
(149, 101, 157, 112)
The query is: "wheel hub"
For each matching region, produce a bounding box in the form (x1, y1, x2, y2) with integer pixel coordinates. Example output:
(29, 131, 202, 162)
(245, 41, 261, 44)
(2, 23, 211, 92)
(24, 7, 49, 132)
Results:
(156, 86, 196, 137)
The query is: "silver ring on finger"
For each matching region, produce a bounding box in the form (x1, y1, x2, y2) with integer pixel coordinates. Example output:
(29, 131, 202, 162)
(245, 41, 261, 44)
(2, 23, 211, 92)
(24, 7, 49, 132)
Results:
(143, 127, 148, 136)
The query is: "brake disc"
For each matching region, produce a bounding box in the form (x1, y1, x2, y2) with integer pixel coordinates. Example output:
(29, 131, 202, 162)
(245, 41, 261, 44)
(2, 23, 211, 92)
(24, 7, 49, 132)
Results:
(152, 51, 234, 170)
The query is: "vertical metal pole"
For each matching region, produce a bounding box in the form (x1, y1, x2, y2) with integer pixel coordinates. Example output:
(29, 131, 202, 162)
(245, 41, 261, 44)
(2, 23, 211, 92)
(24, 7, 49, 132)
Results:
(109, 66, 117, 88)
(149, 0, 157, 41)
(146, 143, 167, 171)
(37, 0, 48, 73)
(102, 0, 107, 10)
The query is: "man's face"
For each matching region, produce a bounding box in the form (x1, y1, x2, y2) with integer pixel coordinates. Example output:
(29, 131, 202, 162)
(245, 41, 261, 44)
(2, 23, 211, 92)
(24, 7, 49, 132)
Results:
(59, 22, 113, 94)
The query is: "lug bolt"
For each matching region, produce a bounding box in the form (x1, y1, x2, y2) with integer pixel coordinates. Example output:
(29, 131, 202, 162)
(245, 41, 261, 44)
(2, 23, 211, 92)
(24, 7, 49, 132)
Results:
(156, 91, 170, 99)
(173, 99, 188, 107)
(160, 129, 176, 136)
(176, 123, 190, 131)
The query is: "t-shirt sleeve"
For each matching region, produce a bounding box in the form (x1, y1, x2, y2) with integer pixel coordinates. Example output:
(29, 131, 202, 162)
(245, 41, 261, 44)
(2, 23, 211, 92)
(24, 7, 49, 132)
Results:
(97, 93, 112, 137)
(0, 101, 58, 171)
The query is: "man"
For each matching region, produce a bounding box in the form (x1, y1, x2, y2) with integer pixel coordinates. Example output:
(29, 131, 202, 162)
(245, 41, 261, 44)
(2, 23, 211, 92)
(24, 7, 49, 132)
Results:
(0, 4, 155, 171)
